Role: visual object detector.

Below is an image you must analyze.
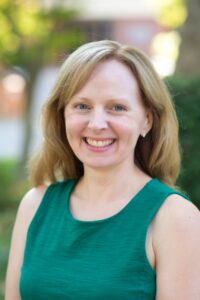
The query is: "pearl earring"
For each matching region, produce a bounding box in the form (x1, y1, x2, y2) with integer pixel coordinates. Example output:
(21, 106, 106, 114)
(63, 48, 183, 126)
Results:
(142, 132, 146, 138)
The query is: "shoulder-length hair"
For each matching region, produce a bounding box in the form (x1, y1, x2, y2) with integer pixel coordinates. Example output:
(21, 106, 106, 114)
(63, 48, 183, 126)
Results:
(29, 40, 181, 188)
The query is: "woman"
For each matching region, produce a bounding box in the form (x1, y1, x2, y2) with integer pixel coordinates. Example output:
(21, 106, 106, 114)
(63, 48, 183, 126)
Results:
(5, 40, 200, 299)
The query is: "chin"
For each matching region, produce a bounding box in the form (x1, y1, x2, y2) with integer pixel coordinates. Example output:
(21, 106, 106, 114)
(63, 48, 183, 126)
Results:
(82, 159, 121, 171)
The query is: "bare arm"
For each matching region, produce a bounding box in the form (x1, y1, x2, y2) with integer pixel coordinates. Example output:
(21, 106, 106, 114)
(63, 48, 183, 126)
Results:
(153, 194, 200, 300)
(5, 186, 46, 300)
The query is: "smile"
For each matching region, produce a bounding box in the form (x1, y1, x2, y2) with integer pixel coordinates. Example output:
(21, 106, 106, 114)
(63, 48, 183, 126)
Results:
(84, 138, 115, 148)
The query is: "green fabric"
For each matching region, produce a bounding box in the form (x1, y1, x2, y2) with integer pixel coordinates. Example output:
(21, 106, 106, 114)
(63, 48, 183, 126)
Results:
(20, 178, 191, 300)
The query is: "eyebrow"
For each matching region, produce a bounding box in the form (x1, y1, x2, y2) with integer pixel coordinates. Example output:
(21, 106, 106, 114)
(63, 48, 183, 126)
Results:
(73, 96, 130, 103)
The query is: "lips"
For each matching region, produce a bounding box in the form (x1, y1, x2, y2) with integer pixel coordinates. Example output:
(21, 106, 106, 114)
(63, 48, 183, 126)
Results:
(84, 137, 115, 148)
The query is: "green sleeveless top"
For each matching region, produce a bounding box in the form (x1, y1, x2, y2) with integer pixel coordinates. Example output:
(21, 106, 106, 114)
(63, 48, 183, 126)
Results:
(20, 178, 191, 300)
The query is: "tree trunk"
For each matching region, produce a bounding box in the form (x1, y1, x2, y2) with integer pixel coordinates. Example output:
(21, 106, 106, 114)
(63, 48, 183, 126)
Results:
(17, 68, 39, 180)
(175, 0, 200, 75)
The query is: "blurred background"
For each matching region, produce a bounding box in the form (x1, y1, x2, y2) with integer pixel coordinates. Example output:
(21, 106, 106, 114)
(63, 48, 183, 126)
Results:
(0, 0, 200, 298)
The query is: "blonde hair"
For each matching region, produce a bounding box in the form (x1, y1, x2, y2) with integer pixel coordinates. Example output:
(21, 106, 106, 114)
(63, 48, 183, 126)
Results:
(29, 40, 181, 188)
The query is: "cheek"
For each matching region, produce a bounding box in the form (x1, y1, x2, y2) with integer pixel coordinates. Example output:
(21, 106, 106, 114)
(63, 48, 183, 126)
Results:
(65, 114, 86, 133)
(65, 116, 88, 150)
(111, 117, 139, 137)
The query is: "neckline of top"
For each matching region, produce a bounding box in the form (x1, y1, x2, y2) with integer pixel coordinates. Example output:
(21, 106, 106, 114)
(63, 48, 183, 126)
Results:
(64, 177, 159, 225)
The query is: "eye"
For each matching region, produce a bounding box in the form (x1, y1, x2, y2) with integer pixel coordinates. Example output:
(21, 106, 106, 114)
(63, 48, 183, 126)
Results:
(75, 103, 90, 110)
(112, 104, 127, 112)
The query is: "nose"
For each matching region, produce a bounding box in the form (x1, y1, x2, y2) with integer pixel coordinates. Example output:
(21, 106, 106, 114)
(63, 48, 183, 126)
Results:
(87, 108, 108, 130)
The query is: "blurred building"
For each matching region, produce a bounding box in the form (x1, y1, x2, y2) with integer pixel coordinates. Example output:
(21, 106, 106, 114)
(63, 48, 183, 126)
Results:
(67, 18, 164, 54)
(42, 0, 164, 54)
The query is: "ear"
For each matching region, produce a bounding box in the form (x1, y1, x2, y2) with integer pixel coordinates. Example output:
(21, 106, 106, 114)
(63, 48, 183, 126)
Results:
(141, 109, 153, 137)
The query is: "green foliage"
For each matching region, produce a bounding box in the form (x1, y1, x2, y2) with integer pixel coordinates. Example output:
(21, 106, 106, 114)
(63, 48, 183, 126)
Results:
(0, 209, 16, 299)
(0, 0, 45, 64)
(0, 0, 84, 67)
(166, 76, 200, 208)
(0, 160, 28, 210)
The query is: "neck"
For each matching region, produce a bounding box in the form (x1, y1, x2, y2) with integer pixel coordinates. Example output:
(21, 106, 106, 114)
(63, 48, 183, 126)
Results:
(75, 162, 150, 206)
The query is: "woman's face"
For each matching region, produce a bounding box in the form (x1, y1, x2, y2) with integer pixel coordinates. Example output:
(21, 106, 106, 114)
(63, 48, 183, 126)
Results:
(64, 59, 152, 171)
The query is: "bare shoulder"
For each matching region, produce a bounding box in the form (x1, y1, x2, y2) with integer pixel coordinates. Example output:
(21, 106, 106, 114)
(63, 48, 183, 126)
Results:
(152, 193, 200, 249)
(153, 194, 200, 234)
(152, 194, 200, 299)
(18, 185, 47, 228)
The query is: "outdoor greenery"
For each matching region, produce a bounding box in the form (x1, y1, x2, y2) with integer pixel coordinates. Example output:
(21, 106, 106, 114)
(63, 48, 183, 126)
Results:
(0, 0, 82, 65)
(0, 209, 17, 300)
(0, 160, 28, 210)
(166, 75, 200, 208)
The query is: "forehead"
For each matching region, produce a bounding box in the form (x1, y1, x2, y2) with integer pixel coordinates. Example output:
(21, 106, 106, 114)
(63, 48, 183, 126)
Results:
(74, 59, 140, 98)
(88, 59, 136, 82)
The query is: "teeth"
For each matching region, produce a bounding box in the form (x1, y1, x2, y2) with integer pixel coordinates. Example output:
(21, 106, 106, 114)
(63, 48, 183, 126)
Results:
(86, 138, 114, 147)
